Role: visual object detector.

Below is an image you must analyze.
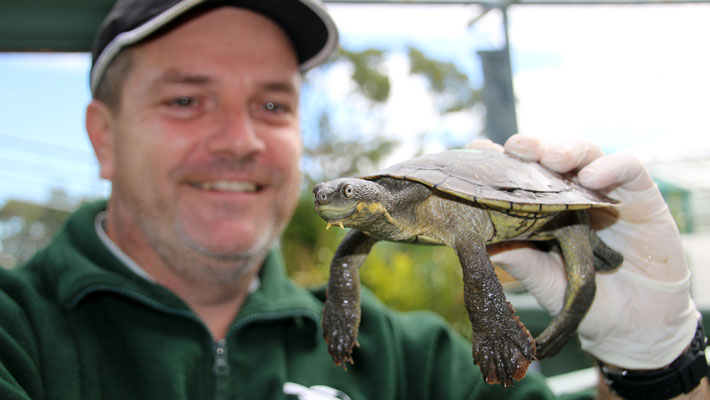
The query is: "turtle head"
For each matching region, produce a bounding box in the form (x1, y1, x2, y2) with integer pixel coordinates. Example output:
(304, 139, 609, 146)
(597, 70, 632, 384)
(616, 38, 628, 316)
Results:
(313, 178, 393, 230)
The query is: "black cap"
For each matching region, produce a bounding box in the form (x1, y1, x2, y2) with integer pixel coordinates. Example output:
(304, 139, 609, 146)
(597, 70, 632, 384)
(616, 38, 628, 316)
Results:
(90, 0, 339, 94)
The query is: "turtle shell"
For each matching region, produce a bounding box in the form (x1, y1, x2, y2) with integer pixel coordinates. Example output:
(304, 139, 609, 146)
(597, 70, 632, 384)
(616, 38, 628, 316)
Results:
(360, 149, 619, 212)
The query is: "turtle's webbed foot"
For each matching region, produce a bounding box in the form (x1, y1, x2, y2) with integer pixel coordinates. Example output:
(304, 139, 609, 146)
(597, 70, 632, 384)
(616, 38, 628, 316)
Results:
(473, 318, 536, 387)
(322, 300, 360, 369)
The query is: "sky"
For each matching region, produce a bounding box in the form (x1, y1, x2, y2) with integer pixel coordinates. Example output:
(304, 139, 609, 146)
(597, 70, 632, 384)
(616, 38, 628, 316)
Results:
(1, 3, 709, 207)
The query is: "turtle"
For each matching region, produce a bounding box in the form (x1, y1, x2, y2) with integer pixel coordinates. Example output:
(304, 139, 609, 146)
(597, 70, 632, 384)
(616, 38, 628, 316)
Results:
(312, 149, 623, 387)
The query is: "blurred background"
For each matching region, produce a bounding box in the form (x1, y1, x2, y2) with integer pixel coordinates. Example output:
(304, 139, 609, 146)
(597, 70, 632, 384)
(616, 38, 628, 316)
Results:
(2, 0, 710, 387)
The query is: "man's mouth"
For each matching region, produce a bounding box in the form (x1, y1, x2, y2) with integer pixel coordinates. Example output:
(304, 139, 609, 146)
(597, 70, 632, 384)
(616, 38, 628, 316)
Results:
(188, 181, 260, 193)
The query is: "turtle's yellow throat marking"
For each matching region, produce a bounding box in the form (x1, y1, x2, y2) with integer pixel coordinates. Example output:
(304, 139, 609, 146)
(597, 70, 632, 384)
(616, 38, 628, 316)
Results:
(356, 201, 396, 225)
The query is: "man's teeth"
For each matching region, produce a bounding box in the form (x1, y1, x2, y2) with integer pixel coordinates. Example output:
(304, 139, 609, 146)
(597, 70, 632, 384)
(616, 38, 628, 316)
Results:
(195, 181, 258, 192)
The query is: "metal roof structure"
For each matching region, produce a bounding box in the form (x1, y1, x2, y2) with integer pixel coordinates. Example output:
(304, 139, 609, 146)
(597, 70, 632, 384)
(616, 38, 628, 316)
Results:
(2, 0, 709, 53)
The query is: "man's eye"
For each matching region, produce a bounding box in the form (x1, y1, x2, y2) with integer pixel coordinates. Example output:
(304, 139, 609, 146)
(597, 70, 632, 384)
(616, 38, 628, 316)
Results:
(264, 102, 286, 112)
(168, 96, 197, 107)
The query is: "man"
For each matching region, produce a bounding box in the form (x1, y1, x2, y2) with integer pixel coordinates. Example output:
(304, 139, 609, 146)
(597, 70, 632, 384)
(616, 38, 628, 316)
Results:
(0, 0, 705, 399)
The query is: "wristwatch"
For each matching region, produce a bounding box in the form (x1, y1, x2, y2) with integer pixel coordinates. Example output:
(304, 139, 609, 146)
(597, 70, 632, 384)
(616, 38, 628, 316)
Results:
(600, 318, 709, 400)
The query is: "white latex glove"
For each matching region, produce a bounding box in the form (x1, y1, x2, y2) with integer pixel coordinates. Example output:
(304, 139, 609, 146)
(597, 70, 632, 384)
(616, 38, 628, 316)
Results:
(469, 135, 699, 369)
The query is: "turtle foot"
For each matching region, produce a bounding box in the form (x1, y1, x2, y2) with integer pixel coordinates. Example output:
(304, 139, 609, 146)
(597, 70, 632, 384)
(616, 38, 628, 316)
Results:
(322, 301, 360, 369)
(473, 327, 536, 387)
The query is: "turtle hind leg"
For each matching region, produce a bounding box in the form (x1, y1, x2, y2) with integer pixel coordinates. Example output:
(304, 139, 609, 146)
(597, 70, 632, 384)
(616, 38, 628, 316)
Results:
(455, 236, 536, 387)
(535, 216, 596, 359)
(322, 229, 377, 367)
(589, 231, 623, 271)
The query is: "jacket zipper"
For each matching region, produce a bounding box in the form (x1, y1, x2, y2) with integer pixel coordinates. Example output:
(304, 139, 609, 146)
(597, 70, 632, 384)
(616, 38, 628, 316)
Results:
(68, 284, 319, 399)
(68, 285, 230, 399)
(213, 339, 230, 400)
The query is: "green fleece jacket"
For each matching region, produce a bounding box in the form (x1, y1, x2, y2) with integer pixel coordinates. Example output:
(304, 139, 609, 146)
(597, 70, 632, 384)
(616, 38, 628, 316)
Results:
(0, 201, 584, 399)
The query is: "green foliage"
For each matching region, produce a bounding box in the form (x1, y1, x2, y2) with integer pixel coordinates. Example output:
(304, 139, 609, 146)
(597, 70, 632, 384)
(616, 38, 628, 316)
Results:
(300, 47, 398, 186)
(303, 131, 397, 187)
(0, 189, 78, 268)
(407, 46, 481, 113)
(338, 48, 391, 103)
(360, 242, 472, 339)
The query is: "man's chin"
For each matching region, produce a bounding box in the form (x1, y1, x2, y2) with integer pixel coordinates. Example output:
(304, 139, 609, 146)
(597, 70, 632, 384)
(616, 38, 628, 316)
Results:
(186, 234, 276, 261)
(176, 216, 282, 260)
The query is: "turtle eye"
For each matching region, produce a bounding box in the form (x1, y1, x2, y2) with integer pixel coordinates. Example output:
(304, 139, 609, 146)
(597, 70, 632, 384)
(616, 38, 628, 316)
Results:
(343, 184, 354, 198)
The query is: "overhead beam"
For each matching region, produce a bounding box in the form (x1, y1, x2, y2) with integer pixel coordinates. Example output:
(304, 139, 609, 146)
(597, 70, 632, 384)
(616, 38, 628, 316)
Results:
(1, 0, 708, 53)
(327, 0, 710, 3)
(0, 1, 114, 52)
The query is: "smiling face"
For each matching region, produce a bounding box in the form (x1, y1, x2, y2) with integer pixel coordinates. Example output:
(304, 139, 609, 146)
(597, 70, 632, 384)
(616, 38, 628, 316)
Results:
(86, 8, 302, 284)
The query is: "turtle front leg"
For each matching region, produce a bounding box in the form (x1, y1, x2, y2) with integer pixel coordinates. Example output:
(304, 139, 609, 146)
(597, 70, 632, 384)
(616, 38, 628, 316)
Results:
(322, 229, 377, 368)
(535, 212, 596, 359)
(455, 236, 536, 387)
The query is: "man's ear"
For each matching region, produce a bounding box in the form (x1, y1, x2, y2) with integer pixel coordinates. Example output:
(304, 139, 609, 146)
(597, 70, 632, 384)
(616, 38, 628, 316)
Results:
(86, 100, 116, 181)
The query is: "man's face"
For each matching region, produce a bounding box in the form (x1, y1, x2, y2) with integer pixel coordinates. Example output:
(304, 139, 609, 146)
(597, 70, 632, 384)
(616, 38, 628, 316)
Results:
(91, 8, 302, 282)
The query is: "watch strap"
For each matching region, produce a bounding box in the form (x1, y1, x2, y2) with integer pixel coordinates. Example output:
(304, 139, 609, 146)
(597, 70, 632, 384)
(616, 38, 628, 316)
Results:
(600, 318, 708, 400)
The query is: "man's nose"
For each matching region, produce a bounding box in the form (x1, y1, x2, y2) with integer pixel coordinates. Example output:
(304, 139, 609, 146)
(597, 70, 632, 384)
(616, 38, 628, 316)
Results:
(206, 109, 266, 156)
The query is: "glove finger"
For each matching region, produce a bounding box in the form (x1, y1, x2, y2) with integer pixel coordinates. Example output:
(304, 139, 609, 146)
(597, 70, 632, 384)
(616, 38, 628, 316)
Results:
(577, 152, 654, 193)
(504, 134, 603, 173)
(538, 139, 604, 174)
(465, 138, 504, 152)
(503, 134, 544, 162)
(580, 152, 665, 227)
(490, 244, 567, 314)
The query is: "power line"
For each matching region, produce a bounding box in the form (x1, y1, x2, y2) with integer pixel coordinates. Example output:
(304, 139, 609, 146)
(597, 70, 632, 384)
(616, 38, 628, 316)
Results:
(0, 155, 97, 178)
(0, 133, 93, 165)
(0, 170, 107, 196)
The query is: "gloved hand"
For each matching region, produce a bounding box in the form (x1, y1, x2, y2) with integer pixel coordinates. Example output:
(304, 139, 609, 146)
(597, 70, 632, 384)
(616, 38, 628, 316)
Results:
(469, 134, 699, 369)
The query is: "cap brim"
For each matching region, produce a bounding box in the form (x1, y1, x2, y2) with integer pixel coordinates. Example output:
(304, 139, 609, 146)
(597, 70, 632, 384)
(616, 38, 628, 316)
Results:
(90, 0, 338, 94)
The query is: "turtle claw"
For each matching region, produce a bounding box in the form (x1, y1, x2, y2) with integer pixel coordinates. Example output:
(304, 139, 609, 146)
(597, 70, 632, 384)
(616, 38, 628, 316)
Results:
(473, 328, 536, 387)
(326, 336, 359, 369)
(322, 300, 360, 369)
(328, 340, 359, 371)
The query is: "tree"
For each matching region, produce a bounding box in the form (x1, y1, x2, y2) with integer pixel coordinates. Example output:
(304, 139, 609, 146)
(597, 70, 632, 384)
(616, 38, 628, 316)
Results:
(0, 189, 79, 268)
(407, 46, 481, 114)
(299, 47, 398, 188)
